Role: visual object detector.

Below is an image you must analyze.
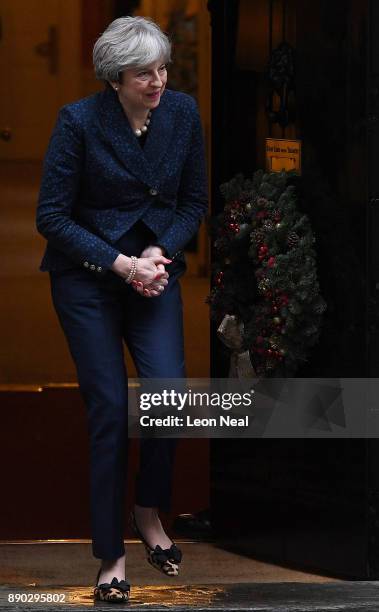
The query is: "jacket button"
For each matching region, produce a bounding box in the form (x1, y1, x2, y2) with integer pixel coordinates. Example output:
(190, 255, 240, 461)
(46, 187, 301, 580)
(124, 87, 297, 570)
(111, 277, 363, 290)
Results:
(83, 261, 89, 268)
(96, 266, 102, 272)
(149, 188, 158, 196)
(90, 264, 96, 271)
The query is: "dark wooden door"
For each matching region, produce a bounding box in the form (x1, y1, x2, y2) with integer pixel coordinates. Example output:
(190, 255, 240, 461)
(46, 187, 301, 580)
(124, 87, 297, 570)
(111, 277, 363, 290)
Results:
(209, 0, 379, 579)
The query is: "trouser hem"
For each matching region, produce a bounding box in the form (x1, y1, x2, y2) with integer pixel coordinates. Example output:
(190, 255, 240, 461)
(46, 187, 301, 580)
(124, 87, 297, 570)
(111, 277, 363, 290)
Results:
(92, 543, 126, 561)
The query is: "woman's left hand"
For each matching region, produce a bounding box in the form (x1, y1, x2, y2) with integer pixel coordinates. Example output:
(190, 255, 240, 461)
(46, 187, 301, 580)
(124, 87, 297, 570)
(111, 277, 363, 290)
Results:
(133, 245, 169, 297)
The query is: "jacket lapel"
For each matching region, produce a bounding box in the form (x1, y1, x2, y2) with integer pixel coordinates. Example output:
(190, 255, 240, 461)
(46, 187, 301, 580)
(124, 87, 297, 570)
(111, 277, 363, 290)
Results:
(97, 86, 175, 188)
(142, 92, 176, 174)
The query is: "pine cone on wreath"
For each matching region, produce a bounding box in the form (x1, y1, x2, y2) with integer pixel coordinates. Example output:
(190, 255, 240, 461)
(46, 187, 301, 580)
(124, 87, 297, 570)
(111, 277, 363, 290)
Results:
(251, 229, 265, 244)
(287, 231, 300, 248)
(263, 220, 274, 232)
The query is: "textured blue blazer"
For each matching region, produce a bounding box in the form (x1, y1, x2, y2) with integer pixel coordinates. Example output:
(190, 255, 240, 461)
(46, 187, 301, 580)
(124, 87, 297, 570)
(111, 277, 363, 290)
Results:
(36, 86, 208, 276)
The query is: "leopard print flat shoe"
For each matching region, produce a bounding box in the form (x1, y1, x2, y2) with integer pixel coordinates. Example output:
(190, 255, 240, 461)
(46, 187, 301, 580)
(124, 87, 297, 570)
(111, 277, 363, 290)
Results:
(130, 511, 182, 576)
(93, 568, 130, 603)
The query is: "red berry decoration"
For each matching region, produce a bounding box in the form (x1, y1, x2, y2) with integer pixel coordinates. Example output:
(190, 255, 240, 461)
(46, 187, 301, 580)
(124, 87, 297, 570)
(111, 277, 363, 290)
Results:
(257, 210, 267, 219)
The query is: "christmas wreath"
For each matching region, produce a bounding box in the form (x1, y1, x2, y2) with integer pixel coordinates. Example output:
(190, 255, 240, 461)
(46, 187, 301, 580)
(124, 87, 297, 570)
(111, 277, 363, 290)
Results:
(208, 170, 327, 377)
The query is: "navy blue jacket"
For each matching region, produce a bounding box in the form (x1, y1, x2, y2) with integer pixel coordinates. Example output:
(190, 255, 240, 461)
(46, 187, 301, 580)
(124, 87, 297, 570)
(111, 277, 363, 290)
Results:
(36, 86, 208, 276)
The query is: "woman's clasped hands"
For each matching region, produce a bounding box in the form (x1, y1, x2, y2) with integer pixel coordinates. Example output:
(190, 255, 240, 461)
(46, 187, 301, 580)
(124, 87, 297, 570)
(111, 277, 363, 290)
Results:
(132, 247, 171, 298)
(132, 245, 171, 298)
(111, 246, 171, 298)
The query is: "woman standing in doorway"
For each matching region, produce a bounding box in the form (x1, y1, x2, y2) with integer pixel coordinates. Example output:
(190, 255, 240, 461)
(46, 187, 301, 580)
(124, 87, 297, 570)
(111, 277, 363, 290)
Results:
(36, 16, 208, 602)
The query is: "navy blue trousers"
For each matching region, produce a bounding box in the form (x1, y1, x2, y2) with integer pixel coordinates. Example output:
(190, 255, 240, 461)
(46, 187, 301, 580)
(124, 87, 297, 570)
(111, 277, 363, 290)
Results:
(49, 221, 186, 560)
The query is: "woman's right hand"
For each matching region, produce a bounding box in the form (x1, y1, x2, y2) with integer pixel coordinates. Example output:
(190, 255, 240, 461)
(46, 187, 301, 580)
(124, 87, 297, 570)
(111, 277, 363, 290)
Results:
(134, 255, 171, 285)
(111, 253, 171, 286)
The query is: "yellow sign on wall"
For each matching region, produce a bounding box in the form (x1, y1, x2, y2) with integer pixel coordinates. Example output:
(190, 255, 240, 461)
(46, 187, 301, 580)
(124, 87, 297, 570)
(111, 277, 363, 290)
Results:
(266, 138, 302, 174)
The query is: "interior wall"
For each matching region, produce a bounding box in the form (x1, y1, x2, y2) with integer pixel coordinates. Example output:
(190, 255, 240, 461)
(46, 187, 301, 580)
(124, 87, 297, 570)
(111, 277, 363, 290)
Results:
(0, 0, 81, 160)
(80, 0, 114, 97)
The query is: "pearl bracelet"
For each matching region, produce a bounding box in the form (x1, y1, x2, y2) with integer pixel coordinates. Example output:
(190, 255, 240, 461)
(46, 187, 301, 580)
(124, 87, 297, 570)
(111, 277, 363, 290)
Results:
(125, 256, 138, 284)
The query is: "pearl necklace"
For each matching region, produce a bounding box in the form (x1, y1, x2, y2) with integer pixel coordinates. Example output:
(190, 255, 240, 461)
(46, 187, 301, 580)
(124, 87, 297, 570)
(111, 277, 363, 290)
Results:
(134, 111, 152, 137)
(112, 87, 152, 137)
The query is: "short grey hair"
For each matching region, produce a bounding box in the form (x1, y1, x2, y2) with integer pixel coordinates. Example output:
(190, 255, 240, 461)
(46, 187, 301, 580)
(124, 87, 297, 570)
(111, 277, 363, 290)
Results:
(93, 16, 172, 83)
